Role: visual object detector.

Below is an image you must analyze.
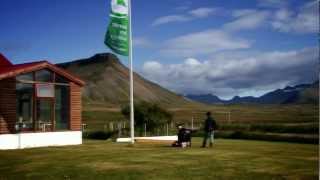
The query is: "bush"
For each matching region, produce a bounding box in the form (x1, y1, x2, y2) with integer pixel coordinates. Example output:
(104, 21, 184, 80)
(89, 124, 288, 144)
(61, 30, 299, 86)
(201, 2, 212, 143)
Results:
(83, 131, 114, 140)
(121, 102, 172, 134)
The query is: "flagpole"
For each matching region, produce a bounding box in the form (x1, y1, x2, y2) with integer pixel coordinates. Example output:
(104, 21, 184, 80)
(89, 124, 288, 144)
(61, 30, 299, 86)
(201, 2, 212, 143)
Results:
(128, 0, 135, 144)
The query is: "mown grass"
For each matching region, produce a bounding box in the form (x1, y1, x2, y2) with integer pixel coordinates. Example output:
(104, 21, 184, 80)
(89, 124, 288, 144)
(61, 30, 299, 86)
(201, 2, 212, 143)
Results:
(0, 138, 318, 180)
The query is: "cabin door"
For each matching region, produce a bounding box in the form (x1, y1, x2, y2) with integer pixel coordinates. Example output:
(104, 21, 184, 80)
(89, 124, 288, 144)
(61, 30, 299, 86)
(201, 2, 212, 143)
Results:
(36, 99, 54, 132)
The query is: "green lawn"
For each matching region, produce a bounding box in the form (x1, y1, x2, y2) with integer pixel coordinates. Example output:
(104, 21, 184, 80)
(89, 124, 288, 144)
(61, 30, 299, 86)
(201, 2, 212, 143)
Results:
(0, 138, 318, 180)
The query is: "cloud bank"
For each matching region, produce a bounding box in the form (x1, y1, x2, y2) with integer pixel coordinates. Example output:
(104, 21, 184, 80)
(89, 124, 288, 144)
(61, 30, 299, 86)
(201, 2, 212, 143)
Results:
(144, 1, 319, 98)
(142, 47, 318, 99)
(271, 1, 319, 34)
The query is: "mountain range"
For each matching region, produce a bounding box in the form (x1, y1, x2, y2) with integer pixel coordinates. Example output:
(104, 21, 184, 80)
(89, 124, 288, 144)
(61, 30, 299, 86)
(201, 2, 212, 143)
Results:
(58, 53, 192, 107)
(186, 81, 319, 105)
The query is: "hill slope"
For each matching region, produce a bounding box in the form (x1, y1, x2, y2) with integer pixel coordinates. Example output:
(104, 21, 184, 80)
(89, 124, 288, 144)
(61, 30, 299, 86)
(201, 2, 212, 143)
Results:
(58, 53, 192, 107)
(185, 94, 224, 104)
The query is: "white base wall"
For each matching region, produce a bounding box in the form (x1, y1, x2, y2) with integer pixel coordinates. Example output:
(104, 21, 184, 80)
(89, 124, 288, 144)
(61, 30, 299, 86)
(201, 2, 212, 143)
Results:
(117, 136, 178, 143)
(0, 131, 82, 150)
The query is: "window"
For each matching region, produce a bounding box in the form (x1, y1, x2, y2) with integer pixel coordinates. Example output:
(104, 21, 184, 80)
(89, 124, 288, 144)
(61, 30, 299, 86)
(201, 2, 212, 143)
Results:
(16, 72, 33, 81)
(55, 85, 70, 130)
(36, 84, 54, 98)
(55, 74, 69, 84)
(35, 69, 52, 82)
(16, 83, 34, 131)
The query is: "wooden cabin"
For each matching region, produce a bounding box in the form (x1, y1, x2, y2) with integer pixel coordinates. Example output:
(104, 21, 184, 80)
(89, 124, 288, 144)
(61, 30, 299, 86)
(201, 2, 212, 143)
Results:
(0, 54, 85, 149)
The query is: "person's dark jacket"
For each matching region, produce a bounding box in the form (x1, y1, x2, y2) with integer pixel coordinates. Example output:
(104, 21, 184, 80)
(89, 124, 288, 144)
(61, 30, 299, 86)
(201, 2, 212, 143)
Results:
(178, 128, 192, 143)
(204, 116, 217, 132)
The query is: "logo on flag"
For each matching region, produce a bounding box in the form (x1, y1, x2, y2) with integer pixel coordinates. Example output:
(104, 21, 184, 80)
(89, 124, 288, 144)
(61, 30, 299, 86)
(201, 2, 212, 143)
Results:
(105, 0, 129, 56)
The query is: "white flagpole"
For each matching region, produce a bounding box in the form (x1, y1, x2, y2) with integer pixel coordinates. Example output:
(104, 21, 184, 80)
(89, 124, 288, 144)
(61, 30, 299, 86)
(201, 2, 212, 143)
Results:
(128, 0, 135, 144)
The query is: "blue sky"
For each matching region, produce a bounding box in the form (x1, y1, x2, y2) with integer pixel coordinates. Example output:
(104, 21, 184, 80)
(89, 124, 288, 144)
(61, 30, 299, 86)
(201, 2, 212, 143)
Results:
(0, 0, 318, 99)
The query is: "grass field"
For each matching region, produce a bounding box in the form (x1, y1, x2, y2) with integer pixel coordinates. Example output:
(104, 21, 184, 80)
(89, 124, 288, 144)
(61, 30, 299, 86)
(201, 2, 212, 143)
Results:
(82, 104, 318, 143)
(0, 138, 318, 180)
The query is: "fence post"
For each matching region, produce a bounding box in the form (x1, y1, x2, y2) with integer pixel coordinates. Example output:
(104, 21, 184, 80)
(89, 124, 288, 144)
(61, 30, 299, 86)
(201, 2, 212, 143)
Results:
(109, 122, 113, 131)
(144, 123, 147, 137)
(166, 123, 169, 136)
(191, 117, 194, 129)
(118, 123, 122, 138)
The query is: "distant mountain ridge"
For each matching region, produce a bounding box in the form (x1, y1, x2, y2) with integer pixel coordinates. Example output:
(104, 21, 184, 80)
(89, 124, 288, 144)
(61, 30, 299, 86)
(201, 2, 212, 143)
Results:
(186, 81, 319, 105)
(58, 53, 192, 107)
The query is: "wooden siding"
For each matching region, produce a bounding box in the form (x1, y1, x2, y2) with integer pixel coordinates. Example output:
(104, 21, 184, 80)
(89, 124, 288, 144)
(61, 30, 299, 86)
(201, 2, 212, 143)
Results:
(0, 78, 16, 134)
(70, 82, 82, 131)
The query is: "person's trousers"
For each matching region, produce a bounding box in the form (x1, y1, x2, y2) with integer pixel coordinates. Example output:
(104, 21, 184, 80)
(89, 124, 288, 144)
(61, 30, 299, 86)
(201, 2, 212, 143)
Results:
(202, 131, 214, 147)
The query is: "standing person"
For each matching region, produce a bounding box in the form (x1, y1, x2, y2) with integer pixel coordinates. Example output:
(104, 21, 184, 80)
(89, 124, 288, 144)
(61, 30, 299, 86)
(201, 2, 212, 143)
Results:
(202, 112, 217, 148)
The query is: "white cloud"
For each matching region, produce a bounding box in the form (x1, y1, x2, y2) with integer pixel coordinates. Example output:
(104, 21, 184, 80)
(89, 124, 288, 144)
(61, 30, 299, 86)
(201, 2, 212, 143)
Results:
(133, 37, 152, 48)
(223, 10, 270, 31)
(185, 58, 201, 66)
(152, 7, 217, 26)
(160, 30, 251, 57)
(142, 61, 164, 77)
(142, 47, 318, 99)
(189, 8, 217, 18)
(271, 1, 319, 34)
(152, 15, 191, 26)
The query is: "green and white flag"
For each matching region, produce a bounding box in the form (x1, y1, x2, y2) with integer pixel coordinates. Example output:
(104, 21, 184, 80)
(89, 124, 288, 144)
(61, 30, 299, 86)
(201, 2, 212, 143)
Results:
(104, 0, 129, 56)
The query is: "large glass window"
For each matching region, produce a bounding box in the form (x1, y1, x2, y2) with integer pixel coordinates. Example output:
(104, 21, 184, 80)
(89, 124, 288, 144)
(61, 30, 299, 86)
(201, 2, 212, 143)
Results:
(15, 70, 71, 132)
(35, 69, 52, 82)
(16, 72, 33, 81)
(55, 85, 70, 130)
(16, 83, 34, 131)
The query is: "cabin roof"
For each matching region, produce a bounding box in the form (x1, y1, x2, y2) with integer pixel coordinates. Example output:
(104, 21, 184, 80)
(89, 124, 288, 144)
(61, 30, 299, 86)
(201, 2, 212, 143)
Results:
(0, 53, 85, 86)
(0, 54, 13, 67)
